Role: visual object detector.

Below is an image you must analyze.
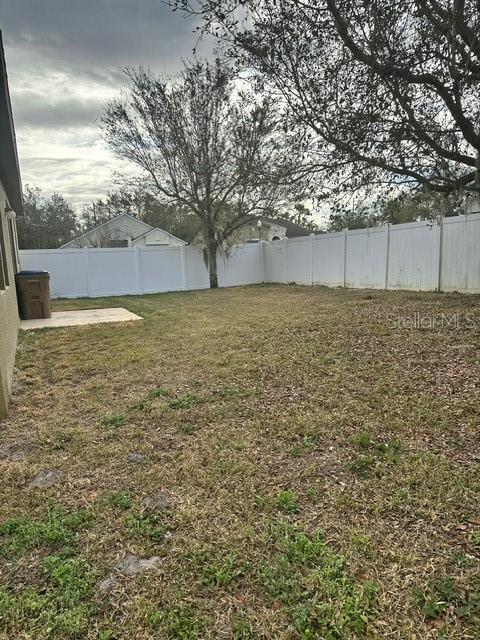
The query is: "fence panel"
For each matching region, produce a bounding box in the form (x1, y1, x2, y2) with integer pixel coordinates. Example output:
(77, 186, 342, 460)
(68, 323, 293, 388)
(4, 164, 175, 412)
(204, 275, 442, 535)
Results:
(312, 232, 345, 286)
(263, 241, 287, 283)
(86, 248, 140, 297)
(286, 237, 311, 284)
(387, 221, 440, 291)
(20, 249, 89, 298)
(185, 247, 210, 290)
(345, 227, 388, 289)
(139, 246, 185, 293)
(441, 215, 480, 293)
(219, 243, 263, 287)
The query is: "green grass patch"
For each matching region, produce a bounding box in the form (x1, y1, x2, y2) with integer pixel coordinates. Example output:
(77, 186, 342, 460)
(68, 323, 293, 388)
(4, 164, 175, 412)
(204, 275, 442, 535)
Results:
(199, 553, 244, 587)
(101, 413, 126, 427)
(262, 523, 377, 638)
(0, 506, 92, 556)
(414, 576, 480, 621)
(126, 399, 151, 413)
(168, 393, 200, 410)
(124, 512, 168, 544)
(0, 555, 95, 638)
(147, 601, 209, 638)
(275, 490, 300, 514)
(106, 491, 133, 510)
(148, 387, 171, 399)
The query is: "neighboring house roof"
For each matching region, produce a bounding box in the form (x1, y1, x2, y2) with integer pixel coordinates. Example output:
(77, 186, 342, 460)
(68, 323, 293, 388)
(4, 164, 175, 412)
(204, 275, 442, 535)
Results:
(0, 31, 23, 215)
(260, 216, 312, 238)
(60, 213, 153, 248)
(133, 227, 186, 245)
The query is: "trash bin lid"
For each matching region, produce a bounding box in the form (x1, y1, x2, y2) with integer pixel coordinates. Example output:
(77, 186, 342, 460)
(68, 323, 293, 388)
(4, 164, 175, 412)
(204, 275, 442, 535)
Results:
(16, 270, 50, 277)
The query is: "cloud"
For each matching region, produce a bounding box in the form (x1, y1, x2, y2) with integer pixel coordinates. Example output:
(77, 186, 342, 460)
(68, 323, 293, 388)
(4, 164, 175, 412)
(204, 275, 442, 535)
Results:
(14, 95, 106, 129)
(0, 0, 213, 209)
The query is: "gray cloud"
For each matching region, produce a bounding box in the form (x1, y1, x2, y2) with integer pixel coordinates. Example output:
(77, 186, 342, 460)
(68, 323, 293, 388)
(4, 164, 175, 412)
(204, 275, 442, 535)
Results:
(1, 0, 208, 70)
(0, 0, 213, 207)
(13, 94, 106, 128)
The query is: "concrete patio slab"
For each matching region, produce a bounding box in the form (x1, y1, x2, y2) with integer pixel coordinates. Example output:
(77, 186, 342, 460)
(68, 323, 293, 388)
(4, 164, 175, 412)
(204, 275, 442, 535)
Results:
(20, 308, 143, 330)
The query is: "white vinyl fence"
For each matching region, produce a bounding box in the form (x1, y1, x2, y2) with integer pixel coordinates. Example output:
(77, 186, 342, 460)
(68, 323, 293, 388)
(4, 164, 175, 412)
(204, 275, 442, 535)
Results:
(264, 212, 480, 293)
(20, 212, 480, 298)
(19, 244, 264, 298)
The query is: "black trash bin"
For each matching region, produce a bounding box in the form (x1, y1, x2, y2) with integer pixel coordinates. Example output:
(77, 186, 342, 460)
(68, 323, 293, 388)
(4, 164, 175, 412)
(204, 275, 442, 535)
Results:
(15, 270, 52, 320)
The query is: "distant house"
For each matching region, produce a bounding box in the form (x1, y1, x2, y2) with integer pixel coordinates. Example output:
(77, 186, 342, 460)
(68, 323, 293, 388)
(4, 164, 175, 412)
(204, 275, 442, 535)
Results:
(192, 215, 312, 248)
(61, 213, 186, 248)
(0, 31, 22, 417)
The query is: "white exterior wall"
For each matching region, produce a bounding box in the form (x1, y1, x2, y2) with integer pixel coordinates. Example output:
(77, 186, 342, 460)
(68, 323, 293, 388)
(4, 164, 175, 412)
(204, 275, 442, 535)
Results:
(133, 228, 185, 247)
(20, 212, 480, 298)
(64, 215, 152, 248)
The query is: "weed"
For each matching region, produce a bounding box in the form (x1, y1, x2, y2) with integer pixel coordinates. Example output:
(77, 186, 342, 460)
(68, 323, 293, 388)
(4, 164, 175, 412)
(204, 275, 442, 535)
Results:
(125, 512, 167, 543)
(0, 506, 92, 555)
(352, 432, 401, 458)
(169, 393, 200, 410)
(148, 387, 171, 399)
(414, 577, 480, 620)
(0, 555, 94, 638)
(106, 491, 133, 510)
(275, 490, 300, 514)
(212, 384, 241, 399)
(200, 554, 243, 587)
(290, 435, 316, 457)
(101, 413, 126, 427)
(349, 455, 376, 478)
(49, 430, 76, 451)
(262, 523, 377, 637)
(352, 431, 373, 450)
(350, 532, 376, 559)
(375, 440, 401, 456)
(127, 399, 151, 413)
(179, 423, 197, 435)
(148, 601, 209, 638)
(232, 612, 254, 639)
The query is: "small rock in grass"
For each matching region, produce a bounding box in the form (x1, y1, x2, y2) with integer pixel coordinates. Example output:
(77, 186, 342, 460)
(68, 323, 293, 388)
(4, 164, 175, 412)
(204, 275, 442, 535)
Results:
(75, 477, 92, 489)
(128, 452, 146, 463)
(98, 554, 161, 594)
(30, 468, 64, 488)
(141, 492, 171, 511)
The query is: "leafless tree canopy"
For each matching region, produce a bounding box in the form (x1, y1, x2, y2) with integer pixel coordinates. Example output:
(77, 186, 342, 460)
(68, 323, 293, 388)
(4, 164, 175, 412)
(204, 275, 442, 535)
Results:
(102, 60, 304, 287)
(172, 0, 480, 201)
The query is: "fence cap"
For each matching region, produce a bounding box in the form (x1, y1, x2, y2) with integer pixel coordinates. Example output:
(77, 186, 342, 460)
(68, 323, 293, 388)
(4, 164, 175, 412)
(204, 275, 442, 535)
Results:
(16, 270, 50, 278)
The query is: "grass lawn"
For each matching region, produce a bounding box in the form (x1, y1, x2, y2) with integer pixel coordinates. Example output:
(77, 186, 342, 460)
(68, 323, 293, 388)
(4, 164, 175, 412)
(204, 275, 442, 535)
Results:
(1, 284, 480, 639)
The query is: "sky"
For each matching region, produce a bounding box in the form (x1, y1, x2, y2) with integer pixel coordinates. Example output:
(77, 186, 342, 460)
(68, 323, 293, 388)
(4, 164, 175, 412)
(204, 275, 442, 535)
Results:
(0, 0, 211, 209)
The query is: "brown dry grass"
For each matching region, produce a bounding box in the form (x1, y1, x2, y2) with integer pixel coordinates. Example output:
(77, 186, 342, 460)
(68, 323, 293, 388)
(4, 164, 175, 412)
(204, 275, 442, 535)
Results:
(1, 284, 479, 639)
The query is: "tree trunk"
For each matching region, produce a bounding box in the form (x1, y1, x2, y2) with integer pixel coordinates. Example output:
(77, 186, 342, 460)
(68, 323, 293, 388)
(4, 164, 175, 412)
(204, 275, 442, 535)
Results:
(206, 232, 219, 289)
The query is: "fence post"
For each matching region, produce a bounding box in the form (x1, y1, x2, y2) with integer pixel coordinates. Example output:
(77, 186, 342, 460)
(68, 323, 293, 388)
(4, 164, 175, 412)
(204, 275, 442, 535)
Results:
(343, 229, 348, 288)
(284, 238, 288, 283)
(135, 247, 144, 294)
(84, 248, 91, 297)
(181, 245, 188, 290)
(259, 241, 265, 284)
(384, 223, 391, 290)
(437, 215, 444, 292)
(309, 234, 314, 286)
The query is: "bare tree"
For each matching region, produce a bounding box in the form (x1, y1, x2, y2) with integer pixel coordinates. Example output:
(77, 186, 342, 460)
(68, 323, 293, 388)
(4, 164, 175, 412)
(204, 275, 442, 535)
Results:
(102, 60, 303, 287)
(173, 0, 480, 203)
